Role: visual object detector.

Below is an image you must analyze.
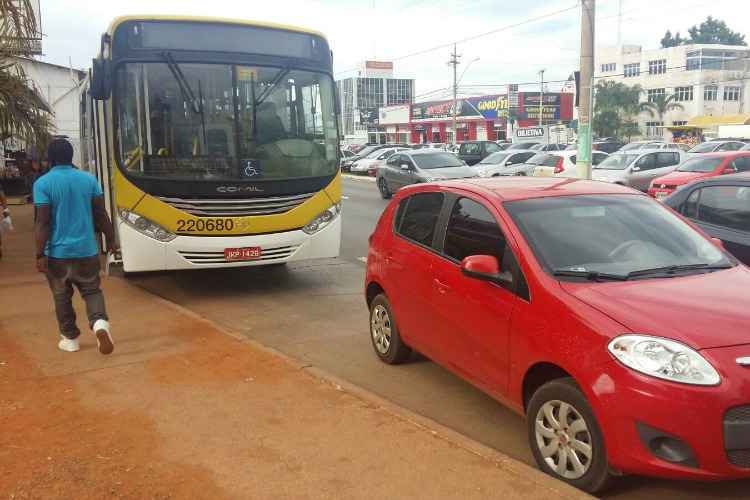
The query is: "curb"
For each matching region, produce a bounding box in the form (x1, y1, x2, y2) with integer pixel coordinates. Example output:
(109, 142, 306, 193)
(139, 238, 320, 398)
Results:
(134, 280, 593, 500)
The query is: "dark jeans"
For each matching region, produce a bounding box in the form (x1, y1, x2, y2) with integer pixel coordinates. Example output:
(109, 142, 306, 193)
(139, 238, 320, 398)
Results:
(46, 256, 108, 339)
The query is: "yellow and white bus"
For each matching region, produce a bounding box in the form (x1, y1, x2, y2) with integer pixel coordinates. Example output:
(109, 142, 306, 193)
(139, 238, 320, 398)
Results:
(81, 16, 341, 272)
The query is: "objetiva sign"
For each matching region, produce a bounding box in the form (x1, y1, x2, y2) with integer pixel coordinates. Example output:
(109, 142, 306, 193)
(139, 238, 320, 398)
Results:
(516, 127, 545, 138)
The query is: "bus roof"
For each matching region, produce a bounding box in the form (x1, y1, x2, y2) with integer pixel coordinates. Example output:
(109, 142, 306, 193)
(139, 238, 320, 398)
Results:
(106, 15, 327, 41)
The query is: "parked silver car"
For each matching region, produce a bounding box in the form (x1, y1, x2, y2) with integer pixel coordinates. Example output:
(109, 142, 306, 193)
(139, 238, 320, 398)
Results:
(591, 150, 684, 191)
(376, 150, 477, 199)
(686, 140, 746, 156)
(472, 150, 537, 177)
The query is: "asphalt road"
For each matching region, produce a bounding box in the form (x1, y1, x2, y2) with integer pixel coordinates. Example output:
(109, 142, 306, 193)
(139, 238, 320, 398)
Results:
(130, 176, 749, 499)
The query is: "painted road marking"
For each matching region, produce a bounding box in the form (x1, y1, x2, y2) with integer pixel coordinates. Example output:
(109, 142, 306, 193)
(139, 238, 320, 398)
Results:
(342, 174, 376, 182)
(357, 257, 368, 263)
(342, 195, 350, 200)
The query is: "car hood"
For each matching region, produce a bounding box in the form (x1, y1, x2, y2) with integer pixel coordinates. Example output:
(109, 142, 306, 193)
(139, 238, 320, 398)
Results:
(652, 170, 708, 186)
(421, 166, 477, 179)
(591, 169, 627, 182)
(560, 266, 750, 349)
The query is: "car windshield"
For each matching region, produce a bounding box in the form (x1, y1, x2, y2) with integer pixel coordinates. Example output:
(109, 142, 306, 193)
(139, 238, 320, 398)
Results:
(619, 143, 643, 152)
(641, 143, 663, 150)
(357, 146, 380, 157)
(505, 194, 731, 278)
(594, 154, 640, 170)
(677, 156, 725, 172)
(413, 152, 465, 169)
(687, 142, 720, 153)
(116, 62, 338, 181)
(365, 148, 389, 159)
(479, 152, 511, 165)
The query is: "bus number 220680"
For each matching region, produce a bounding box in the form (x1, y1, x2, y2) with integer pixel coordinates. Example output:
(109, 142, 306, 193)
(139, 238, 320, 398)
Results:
(176, 219, 235, 232)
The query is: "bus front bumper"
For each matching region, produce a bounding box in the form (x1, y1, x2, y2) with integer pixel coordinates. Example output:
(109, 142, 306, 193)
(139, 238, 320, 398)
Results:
(118, 216, 342, 272)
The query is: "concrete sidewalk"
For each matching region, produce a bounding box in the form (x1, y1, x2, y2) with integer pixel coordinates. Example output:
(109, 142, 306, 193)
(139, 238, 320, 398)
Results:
(0, 204, 590, 499)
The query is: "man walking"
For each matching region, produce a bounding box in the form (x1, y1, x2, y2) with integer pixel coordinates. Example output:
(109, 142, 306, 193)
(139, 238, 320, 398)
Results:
(34, 139, 116, 354)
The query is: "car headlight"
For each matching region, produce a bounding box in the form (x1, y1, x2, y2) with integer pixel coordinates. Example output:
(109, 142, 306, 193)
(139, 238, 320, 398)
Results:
(303, 202, 341, 235)
(119, 208, 176, 242)
(608, 334, 720, 386)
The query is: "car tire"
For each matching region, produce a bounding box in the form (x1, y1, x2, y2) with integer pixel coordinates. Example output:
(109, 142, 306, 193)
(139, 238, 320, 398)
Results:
(378, 178, 392, 199)
(369, 294, 411, 364)
(527, 378, 614, 494)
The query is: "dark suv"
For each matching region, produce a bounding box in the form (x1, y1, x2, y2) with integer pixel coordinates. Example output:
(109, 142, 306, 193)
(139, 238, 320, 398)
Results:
(458, 141, 502, 166)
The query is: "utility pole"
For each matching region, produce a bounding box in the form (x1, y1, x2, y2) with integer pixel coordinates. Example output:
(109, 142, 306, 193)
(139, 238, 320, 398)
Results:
(576, 0, 595, 180)
(448, 44, 461, 145)
(538, 69, 545, 127)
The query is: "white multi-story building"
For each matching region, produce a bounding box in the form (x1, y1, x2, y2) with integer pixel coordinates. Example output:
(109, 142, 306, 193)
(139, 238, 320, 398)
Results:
(595, 44, 750, 140)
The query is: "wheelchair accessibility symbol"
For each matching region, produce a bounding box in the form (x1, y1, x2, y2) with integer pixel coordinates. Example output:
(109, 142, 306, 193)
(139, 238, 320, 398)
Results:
(241, 159, 263, 178)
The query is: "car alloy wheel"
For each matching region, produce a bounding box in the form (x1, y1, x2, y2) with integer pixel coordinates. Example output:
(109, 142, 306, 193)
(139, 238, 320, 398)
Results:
(378, 178, 392, 199)
(534, 400, 593, 479)
(371, 304, 392, 355)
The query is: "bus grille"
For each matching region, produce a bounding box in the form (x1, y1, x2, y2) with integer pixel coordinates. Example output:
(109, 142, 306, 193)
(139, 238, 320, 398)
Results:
(178, 245, 298, 265)
(157, 193, 316, 217)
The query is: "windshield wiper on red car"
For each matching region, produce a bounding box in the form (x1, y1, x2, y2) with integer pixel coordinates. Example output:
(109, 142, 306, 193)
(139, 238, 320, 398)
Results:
(626, 263, 733, 279)
(553, 269, 629, 281)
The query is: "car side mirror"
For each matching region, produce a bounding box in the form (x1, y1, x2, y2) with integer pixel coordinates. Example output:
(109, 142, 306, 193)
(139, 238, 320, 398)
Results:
(460, 255, 513, 286)
(400, 164, 410, 171)
(631, 165, 641, 172)
(722, 167, 737, 174)
(711, 237, 726, 250)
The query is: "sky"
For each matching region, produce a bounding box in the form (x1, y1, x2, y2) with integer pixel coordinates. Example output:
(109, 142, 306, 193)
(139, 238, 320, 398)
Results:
(39, 0, 750, 101)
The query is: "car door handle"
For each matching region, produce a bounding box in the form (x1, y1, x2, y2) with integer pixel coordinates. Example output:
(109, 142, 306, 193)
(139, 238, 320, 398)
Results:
(433, 278, 450, 294)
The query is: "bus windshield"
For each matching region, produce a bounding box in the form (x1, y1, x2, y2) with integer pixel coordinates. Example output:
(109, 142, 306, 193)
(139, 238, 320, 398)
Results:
(115, 62, 338, 181)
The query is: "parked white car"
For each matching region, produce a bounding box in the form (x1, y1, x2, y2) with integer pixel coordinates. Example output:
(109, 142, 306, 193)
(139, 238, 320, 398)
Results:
(349, 147, 408, 174)
(686, 140, 746, 157)
(472, 150, 537, 177)
(532, 150, 610, 178)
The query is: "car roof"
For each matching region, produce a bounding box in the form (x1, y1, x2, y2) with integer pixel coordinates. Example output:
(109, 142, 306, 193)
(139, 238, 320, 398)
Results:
(674, 171, 750, 190)
(406, 149, 456, 156)
(415, 177, 640, 202)
(689, 151, 750, 158)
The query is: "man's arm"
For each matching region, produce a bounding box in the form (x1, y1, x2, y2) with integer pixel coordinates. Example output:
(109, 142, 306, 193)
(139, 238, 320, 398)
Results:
(35, 205, 51, 272)
(92, 195, 116, 253)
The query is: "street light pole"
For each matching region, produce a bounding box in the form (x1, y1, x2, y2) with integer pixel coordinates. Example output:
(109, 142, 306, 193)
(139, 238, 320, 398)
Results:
(538, 69, 545, 127)
(448, 44, 461, 145)
(576, 0, 596, 180)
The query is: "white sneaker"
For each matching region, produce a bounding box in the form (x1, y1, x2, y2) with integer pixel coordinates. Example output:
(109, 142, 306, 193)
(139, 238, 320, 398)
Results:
(93, 319, 114, 355)
(58, 336, 80, 352)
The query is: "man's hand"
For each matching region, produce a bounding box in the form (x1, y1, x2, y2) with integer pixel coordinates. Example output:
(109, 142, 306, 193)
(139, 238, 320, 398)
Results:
(36, 256, 48, 273)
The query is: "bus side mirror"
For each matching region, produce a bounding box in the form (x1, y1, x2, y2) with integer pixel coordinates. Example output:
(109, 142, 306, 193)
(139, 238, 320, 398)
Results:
(89, 58, 112, 101)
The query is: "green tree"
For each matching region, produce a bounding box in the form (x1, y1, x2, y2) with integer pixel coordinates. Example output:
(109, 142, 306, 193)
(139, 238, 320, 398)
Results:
(640, 93, 685, 123)
(593, 81, 644, 139)
(0, 0, 52, 145)
(660, 30, 685, 48)
(687, 16, 746, 46)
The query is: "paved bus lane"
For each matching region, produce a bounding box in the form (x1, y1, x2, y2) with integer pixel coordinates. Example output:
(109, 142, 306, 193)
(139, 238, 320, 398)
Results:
(130, 176, 750, 499)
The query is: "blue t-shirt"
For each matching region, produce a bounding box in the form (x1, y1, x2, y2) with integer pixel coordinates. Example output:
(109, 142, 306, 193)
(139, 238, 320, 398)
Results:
(33, 165, 103, 258)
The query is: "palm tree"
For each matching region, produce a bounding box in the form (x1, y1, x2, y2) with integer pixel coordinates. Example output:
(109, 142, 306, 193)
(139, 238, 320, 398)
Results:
(639, 93, 685, 122)
(0, 0, 52, 146)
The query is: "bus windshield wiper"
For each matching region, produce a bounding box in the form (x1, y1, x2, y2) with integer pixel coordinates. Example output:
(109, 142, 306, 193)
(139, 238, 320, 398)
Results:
(552, 269, 629, 281)
(626, 263, 733, 279)
(162, 51, 207, 151)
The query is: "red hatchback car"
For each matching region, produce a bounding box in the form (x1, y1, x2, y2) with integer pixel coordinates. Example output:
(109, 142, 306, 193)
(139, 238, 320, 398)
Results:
(365, 177, 750, 493)
(649, 152, 750, 199)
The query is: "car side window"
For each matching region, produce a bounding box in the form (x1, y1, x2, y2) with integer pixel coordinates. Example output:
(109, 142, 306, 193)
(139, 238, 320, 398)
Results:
(657, 152, 680, 167)
(636, 153, 657, 170)
(386, 154, 401, 166)
(395, 192, 445, 248)
(719, 142, 743, 151)
(443, 197, 507, 265)
(733, 157, 750, 172)
(485, 142, 501, 153)
(683, 189, 701, 219)
(592, 153, 608, 165)
(378, 150, 394, 160)
(695, 186, 750, 232)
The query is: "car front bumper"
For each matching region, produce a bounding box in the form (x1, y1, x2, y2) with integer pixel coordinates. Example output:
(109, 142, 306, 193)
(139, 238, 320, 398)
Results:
(593, 347, 750, 480)
(118, 215, 341, 272)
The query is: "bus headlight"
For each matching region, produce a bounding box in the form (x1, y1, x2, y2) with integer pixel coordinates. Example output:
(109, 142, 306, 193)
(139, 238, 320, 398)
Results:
(303, 202, 341, 235)
(119, 208, 177, 242)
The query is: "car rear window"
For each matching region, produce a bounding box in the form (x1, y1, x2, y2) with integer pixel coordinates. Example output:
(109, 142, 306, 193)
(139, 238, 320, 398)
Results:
(413, 152, 465, 169)
(394, 192, 445, 248)
(460, 143, 481, 155)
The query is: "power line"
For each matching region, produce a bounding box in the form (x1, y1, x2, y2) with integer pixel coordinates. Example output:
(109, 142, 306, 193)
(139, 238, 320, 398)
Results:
(334, 3, 580, 76)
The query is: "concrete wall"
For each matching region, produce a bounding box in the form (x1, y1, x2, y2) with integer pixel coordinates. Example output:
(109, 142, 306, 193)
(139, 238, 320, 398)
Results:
(14, 58, 85, 163)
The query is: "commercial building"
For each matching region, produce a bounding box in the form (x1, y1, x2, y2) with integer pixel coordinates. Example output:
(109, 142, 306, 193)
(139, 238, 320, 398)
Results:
(336, 61, 415, 145)
(409, 91, 574, 144)
(595, 44, 750, 140)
